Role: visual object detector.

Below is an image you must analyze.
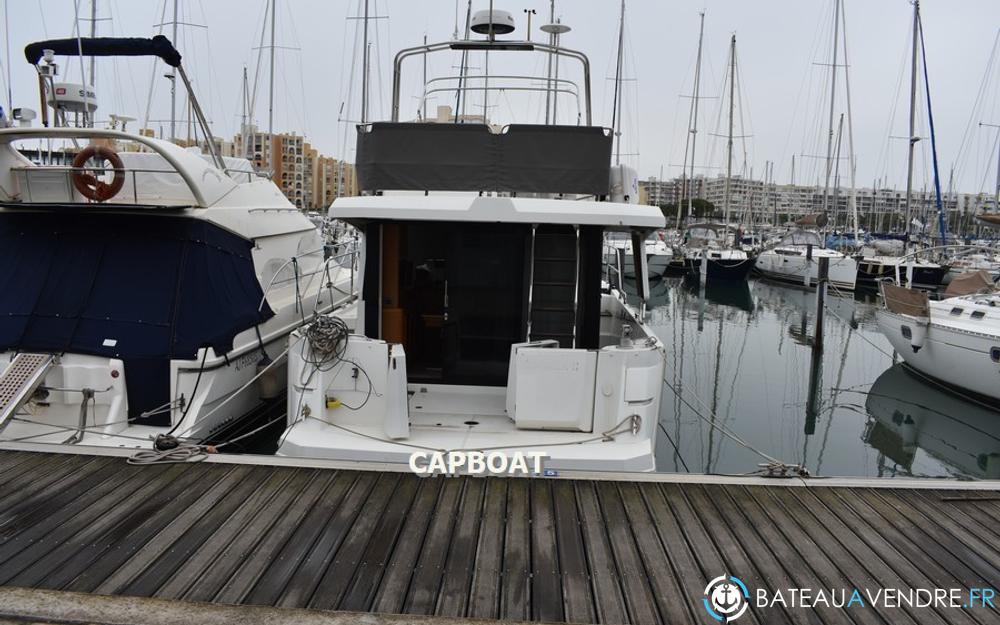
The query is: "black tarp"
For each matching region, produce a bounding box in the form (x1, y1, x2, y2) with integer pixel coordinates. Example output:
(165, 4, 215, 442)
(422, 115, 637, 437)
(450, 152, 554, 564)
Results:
(0, 212, 272, 361)
(356, 123, 612, 196)
(25, 35, 181, 67)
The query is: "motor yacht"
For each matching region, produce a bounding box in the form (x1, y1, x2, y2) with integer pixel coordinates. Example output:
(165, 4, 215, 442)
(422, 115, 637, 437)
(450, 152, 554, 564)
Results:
(278, 20, 666, 472)
(0, 36, 357, 449)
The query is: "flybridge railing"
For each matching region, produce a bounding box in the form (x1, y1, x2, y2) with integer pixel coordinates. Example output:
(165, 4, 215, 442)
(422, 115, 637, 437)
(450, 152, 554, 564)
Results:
(420, 74, 583, 123)
(10, 165, 195, 207)
(1, 128, 212, 206)
(392, 39, 593, 125)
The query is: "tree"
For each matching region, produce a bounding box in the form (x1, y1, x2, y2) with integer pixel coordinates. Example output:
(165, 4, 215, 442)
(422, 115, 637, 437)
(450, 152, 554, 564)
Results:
(658, 198, 717, 222)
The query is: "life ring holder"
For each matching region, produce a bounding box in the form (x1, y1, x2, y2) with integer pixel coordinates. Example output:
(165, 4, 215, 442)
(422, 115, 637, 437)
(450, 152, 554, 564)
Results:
(71, 145, 126, 202)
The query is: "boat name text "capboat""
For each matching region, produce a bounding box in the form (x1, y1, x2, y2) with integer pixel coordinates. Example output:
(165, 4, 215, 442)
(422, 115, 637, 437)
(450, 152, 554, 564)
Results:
(409, 451, 548, 476)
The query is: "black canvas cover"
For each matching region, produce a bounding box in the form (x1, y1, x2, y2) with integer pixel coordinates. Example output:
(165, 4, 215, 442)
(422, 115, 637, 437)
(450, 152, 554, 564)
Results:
(356, 122, 612, 196)
(0, 211, 273, 361)
(25, 35, 181, 67)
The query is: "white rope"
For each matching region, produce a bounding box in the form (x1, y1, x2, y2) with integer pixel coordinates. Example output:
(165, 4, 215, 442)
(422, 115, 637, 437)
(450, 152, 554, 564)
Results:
(661, 374, 809, 476)
(171, 343, 292, 441)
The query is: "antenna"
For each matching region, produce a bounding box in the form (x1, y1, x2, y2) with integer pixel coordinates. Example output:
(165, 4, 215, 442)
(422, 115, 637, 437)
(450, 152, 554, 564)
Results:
(153, 0, 206, 141)
(611, 0, 625, 165)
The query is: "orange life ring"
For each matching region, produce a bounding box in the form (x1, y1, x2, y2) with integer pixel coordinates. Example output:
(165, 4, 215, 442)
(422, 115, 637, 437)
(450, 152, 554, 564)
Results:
(72, 145, 125, 202)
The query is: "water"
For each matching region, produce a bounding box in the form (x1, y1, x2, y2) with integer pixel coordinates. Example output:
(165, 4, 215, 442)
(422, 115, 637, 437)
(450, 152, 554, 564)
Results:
(648, 276, 1000, 479)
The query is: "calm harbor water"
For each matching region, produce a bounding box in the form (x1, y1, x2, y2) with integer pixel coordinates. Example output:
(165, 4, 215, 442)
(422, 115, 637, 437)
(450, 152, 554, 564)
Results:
(647, 276, 1000, 479)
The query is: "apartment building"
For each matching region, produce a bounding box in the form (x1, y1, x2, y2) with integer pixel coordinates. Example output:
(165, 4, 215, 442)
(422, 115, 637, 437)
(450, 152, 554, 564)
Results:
(641, 172, 1000, 229)
(234, 125, 358, 210)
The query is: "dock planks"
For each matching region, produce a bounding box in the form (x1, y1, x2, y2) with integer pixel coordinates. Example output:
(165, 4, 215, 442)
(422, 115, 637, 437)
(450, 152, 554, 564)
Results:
(0, 449, 997, 625)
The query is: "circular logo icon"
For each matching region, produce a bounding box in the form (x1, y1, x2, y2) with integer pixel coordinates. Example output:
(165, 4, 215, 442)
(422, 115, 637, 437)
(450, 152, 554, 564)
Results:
(703, 575, 749, 622)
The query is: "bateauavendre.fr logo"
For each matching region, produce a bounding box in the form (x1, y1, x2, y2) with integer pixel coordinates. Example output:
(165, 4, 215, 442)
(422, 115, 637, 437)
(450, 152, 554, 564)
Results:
(703, 575, 750, 622)
(702, 574, 998, 622)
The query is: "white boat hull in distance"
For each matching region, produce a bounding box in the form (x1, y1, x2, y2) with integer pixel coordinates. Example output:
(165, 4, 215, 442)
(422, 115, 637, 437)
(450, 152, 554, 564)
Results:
(755, 248, 858, 291)
(877, 308, 1000, 403)
(279, 294, 664, 473)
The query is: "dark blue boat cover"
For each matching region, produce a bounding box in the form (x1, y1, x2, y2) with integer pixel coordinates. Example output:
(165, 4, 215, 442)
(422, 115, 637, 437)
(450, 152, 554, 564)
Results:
(0, 212, 273, 361)
(25, 35, 182, 67)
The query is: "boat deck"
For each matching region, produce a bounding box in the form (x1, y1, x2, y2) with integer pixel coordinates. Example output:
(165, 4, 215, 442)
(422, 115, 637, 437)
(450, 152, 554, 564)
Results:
(0, 448, 998, 625)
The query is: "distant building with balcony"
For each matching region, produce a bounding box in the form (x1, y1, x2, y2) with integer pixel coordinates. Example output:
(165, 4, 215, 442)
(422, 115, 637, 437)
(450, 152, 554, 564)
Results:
(234, 125, 358, 210)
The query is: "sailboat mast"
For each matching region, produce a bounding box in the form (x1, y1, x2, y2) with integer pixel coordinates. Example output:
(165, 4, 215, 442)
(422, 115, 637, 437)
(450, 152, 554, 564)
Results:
(612, 0, 625, 166)
(686, 11, 705, 229)
(832, 113, 844, 224)
(455, 0, 472, 120)
(903, 0, 920, 249)
(89, 0, 97, 87)
(544, 0, 555, 124)
(993, 128, 1000, 211)
(241, 66, 250, 158)
(723, 34, 735, 235)
(839, 0, 859, 243)
(821, 0, 840, 215)
(170, 0, 178, 140)
(268, 0, 276, 135)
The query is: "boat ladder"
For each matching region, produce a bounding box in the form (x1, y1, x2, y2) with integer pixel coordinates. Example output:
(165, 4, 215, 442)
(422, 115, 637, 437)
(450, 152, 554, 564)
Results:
(527, 224, 581, 348)
(0, 353, 54, 431)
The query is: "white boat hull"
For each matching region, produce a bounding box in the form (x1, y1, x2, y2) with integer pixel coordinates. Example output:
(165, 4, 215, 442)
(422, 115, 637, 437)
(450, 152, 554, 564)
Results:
(877, 309, 1000, 402)
(755, 249, 858, 291)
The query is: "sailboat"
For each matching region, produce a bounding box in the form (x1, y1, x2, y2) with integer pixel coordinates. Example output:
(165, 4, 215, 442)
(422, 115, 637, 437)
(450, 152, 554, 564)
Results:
(755, 0, 857, 291)
(0, 36, 357, 449)
(682, 33, 755, 282)
(856, 0, 949, 290)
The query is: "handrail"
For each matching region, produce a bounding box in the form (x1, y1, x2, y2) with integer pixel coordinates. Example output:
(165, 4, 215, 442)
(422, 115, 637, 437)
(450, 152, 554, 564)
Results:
(0, 127, 210, 207)
(392, 39, 592, 125)
(891, 242, 1000, 262)
(422, 85, 581, 120)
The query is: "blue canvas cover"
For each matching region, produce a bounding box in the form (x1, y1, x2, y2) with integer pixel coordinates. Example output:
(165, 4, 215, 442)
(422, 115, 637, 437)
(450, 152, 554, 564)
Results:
(0, 211, 273, 360)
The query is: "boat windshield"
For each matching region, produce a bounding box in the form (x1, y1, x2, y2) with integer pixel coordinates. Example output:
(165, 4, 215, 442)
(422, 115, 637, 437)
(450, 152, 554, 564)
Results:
(686, 224, 726, 244)
(778, 229, 823, 247)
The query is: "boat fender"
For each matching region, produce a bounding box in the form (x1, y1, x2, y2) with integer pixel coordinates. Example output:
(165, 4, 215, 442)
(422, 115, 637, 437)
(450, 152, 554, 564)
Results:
(907, 319, 928, 353)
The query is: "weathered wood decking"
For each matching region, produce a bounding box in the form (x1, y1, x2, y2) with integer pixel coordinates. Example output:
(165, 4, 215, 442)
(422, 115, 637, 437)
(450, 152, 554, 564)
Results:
(0, 449, 998, 625)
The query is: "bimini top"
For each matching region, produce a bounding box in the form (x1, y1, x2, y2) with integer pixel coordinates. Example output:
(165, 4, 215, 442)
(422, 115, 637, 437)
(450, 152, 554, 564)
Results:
(330, 194, 665, 229)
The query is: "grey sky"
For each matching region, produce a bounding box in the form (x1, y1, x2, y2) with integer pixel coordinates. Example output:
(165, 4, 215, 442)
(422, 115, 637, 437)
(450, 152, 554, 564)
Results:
(4, 1, 1000, 194)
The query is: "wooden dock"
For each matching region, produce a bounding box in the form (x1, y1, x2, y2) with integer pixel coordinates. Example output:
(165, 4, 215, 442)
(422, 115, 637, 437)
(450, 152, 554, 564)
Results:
(0, 448, 998, 625)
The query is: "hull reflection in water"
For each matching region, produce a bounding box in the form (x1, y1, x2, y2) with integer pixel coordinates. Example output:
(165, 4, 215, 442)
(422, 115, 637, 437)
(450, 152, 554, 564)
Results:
(865, 364, 1000, 478)
(677, 274, 755, 312)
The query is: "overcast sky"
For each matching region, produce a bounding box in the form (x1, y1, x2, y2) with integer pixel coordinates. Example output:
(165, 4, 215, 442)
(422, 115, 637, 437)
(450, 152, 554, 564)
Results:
(4, 0, 1000, 194)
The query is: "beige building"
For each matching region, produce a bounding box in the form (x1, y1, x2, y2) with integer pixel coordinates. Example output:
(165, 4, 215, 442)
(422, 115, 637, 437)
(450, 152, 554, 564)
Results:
(233, 125, 358, 210)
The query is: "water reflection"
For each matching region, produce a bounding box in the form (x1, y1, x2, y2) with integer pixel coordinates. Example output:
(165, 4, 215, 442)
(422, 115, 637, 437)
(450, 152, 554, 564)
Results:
(864, 364, 1000, 479)
(649, 276, 996, 479)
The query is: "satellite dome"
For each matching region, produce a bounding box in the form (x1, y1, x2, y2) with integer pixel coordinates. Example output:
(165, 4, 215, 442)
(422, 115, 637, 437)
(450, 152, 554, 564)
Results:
(470, 9, 515, 35)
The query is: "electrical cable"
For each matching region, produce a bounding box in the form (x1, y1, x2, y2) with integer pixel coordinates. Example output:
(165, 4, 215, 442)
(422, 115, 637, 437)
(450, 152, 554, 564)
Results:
(167, 348, 208, 436)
